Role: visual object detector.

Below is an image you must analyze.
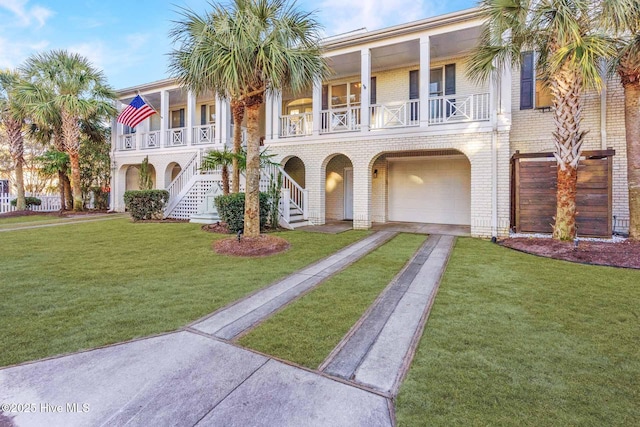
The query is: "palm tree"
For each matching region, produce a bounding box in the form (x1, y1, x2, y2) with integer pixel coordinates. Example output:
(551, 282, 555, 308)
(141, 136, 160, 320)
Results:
(201, 147, 236, 195)
(37, 149, 69, 209)
(601, 1, 640, 239)
(230, 100, 244, 194)
(0, 69, 27, 211)
(19, 50, 116, 211)
(170, 0, 327, 237)
(467, 0, 613, 241)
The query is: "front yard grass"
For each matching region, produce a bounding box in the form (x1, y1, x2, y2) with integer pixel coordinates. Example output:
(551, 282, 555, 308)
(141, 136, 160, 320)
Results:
(0, 214, 66, 228)
(396, 238, 640, 426)
(0, 219, 367, 367)
(238, 233, 426, 368)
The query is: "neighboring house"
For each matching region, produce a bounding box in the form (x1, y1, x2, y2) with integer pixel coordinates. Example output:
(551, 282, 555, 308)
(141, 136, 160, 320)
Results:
(109, 7, 629, 237)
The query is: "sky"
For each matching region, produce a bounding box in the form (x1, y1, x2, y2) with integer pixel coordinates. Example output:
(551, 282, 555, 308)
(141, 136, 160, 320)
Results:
(0, 0, 476, 90)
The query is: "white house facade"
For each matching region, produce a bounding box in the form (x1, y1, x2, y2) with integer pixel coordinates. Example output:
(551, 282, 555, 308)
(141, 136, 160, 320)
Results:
(109, 7, 629, 237)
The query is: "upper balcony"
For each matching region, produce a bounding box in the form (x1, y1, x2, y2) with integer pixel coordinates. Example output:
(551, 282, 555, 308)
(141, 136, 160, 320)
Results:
(115, 86, 246, 153)
(265, 16, 511, 142)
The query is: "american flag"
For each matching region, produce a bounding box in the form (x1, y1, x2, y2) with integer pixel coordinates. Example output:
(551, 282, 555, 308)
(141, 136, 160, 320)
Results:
(117, 95, 156, 128)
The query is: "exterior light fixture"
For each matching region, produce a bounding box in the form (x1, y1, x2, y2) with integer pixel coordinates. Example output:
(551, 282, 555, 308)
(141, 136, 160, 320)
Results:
(373, 169, 378, 178)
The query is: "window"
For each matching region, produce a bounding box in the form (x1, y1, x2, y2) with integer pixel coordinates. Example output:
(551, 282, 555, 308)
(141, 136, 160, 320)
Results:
(521, 52, 553, 110)
(330, 82, 361, 108)
(171, 109, 185, 128)
(200, 104, 215, 125)
(123, 124, 135, 134)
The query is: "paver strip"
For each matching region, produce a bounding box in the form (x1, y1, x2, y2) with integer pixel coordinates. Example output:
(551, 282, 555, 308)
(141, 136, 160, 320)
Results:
(192, 231, 397, 340)
(321, 234, 455, 395)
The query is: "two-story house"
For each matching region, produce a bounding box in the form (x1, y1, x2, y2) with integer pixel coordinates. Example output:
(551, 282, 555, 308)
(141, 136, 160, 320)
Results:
(110, 7, 629, 237)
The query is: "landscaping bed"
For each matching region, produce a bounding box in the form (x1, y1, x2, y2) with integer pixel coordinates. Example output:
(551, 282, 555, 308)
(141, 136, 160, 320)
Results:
(500, 237, 640, 269)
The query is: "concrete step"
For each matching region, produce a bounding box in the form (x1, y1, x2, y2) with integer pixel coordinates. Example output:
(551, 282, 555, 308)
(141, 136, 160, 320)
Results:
(190, 213, 221, 224)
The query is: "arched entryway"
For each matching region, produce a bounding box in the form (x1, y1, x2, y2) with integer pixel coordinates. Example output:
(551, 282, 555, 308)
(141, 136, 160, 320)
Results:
(282, 156, 305, 188)
(371, 149, 471, 225)
(324, 154, 354, 221)
(165, 162, 182, 186)
(125, 163, 157, 191)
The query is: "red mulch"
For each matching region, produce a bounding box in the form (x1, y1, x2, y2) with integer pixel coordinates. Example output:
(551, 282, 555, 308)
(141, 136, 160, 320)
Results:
(214, 234, 290, 257)
(500, 237, 640, 269)
(202, 222, 230, 234)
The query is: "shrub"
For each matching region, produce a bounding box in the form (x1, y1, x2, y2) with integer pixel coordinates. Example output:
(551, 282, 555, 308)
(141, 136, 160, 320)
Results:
(215, 192, 270, 233)
(11, 197, 41, 209)
(124, 190, 169, 221)
(91, 187, 110, 210)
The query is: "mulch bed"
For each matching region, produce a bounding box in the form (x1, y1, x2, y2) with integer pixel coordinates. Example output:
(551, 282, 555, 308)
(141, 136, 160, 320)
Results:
(500, 237, 640, 269)
(214, 234, 290, 257)
(202, 222, 230, 234)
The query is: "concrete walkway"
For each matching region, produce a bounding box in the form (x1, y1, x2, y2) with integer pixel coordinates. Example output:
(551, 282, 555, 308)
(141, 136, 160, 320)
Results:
(191, 231, 396, 340)
(0, 231, 456, 426)
(321, 234, 455, 395)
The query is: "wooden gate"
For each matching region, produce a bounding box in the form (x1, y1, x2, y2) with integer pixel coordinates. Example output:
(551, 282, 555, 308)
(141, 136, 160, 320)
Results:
(511, 150, 614, 238)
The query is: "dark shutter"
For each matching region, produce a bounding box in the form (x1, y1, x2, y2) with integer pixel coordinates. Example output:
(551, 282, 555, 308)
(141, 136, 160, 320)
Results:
(179, 108, 185, 127)
(370, 77, 377, 104)
(445, 64, 456, 117)
(409, 70, 419, 121)
(201, 105, 207, 125)
(321, 85, 328, 131)
(520, 52, 534, 110)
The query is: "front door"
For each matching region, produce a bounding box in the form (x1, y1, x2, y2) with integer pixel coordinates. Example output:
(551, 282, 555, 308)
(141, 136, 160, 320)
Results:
(344, 168, 353, 220)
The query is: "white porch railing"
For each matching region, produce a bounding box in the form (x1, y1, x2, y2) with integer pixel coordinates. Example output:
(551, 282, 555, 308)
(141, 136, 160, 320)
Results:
(320, 107, 361, 134)
(141, 131, 160, 149)
(1, 194, 63, 214)
(118, 134, 135, 151)
(261, 163, 308, 220)
(166, 128, 187, 147)
(370, 100, 420, 129)
(193, 124, 216, 145)
(280, 113, 312, 138)
(428, 93, 490, 124)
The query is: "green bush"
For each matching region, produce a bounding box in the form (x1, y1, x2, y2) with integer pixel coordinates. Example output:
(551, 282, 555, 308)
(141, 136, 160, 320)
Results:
(124, 190, 169, 221)
(91, 187, 109, 210)
(215, 192, 270, 233)
(11, 197, 41, 209)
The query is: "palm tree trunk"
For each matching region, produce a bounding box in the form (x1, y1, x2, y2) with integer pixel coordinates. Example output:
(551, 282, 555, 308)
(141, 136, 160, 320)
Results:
(550, 64, 585, 240)
(231, 102, 245, 194)
(68, 152, 83, 211)
(623, 80, 640, 239)
(57, 171, 65, 211)
(63, 173, 73, 210)
(222, 165, 230, 195)
(5, 119, 26, 211)
(243, 102, 261, 237)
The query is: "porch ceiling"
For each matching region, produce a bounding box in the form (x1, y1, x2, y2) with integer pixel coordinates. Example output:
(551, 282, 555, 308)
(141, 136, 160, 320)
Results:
(326, 25, 482, 78)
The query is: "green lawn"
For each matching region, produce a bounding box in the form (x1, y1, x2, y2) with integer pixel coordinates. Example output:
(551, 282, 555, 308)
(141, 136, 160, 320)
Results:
(0, 214, 65, 228)
(396, 238, 640, 426)
(0, 219, 367, 367)
(239, 233, 426, 368)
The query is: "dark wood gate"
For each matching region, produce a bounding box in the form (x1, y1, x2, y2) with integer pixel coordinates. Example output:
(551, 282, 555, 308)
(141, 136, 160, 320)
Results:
(511, 150, 614, 238)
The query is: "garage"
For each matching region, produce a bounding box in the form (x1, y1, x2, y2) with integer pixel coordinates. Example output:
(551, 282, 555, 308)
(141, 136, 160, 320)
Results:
(388, 155, 471, 225)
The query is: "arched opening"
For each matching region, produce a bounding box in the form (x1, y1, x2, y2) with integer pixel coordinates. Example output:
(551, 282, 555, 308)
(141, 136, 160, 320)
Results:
(371, 149, 471, 225)
(166, 162, 182, 186)
(283, 156, 305, 188)
(325, 154, 354, 221)
(125, 163, 157, 191)
(285, 98, 312, 115)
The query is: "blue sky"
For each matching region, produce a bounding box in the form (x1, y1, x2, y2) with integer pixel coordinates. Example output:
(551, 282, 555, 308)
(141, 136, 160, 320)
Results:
(0, 0, 476, 90)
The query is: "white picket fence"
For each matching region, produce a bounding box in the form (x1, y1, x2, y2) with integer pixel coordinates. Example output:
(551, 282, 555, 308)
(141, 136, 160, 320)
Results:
(0, 194, 63, 214)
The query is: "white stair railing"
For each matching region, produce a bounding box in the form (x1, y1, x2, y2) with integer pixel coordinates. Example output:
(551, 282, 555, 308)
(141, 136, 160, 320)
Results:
(165, 151, 201, 210)
(261, 163, 307, 220)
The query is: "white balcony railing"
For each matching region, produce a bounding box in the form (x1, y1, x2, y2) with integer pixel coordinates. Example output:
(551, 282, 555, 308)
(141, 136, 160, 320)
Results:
(280, 113, 313, 138)
(193, 124, 216, 145)
(119, 134, 135, 150)
(370, 100, 420, 129)
(141, 131, 160, 149)
(166, 127, 187, 147)
(320, 106, 361, 134)
(428, 93, 490, 124)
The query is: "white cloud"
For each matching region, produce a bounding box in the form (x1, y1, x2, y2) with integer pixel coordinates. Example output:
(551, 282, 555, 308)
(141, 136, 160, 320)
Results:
(0, 0, 54, 28)
(317, 0, 443, 37)
(0, 37, 49, 69)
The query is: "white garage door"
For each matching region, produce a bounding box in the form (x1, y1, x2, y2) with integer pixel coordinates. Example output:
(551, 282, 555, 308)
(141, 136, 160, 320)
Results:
(388, 156, 471, 225)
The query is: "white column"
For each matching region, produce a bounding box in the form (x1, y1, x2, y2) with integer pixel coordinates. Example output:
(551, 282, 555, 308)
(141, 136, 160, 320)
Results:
(419, 35, 430, 128)
(217, 97, 231, 147)
(360, 48, 371, 133)
(498, 29, 512, 126)
(312, 77, 322, 136)
(265, 91, 273, 140)
(215, 95, 223, 145)
(160, 90, 169, 148)
(186, 90, 196, 145)
(273, 91, 282, 141)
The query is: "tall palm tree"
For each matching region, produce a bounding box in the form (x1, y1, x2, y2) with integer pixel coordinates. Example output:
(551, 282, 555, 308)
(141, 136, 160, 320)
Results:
(0, 69, 27, 211)
(601, 1, 640, 239)
(19, 50, 116, 211)
(467, 0, 613, 240)
(230, 100, 245, 194)
(170, 0, 327, 237)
